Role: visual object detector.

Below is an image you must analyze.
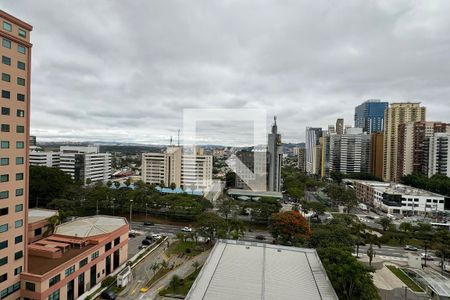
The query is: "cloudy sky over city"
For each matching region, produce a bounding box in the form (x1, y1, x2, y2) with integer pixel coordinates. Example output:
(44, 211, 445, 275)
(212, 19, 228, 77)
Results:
(3, 1, 450, 145)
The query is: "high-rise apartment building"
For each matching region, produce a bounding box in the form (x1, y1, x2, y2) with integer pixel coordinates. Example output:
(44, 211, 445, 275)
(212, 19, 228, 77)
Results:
(329, 128, 370, 175)
(267, 117, 282, 192)
(335, 118, 344, 135)
(427, 132, 450, 178)
(297, 148, 306, 172)
(0, 10, 32, 299)
(397, 121, 448, 180)
(305, 127, 322, 174)
(370, 132, 384, 179)
(233, 148, 267, 191)
(141, 146, 213, 188)
(383, 103, 426, 182)
(354, 100, 389, 133)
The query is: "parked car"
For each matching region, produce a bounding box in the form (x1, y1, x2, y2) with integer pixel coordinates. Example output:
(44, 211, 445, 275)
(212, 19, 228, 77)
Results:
(404, 245, 418, 251)
(100, 290, 117, 300)
(128, 232, 136, 238)
(138, 245, 148, 250)
(143, 221, 154, 226)
(255, 235, 266, 240)
(141, 239, 151, 246)
(181, 227, 192, 232)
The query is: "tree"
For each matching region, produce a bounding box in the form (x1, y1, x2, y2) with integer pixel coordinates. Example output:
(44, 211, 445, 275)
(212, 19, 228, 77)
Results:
(114, 181, 120, 189)
(399, 222, 413, 233)
(29, 166, 74, 208)
(86, 178, 92, 185)
(302, 201, 327, 215)
(365, 234, 380, 267)
(351, 221, 366, 258)
(196, 212, 226, 241)
(250, 198, 282, 224)
(192, 261, 200, 271)
(170, 182, 176, 190)
(270, 211, 312, 246)
(169, 275, 183, 291)
(225, 171, 236, 188)
(377, 217, 392, 231)
(433, 229, 450, 274)
(44, 213, 63, 237)
(319, 247, 380, 300)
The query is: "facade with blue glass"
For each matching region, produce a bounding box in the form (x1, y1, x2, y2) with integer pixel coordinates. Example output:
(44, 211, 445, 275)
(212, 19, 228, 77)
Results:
(354, 100, 389, 133)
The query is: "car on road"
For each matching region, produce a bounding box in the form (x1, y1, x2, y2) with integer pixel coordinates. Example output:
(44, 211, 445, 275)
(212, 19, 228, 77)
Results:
(138, 245, 148, 250)
(100, 290, 117, 300)
(141, 239, 152, 246)
(143, 221, 155, 226)
(404, 245, 418, 251)
(255, 235, 266, 240)
(151, 233, 162, 240)
(128, 232, 136, 238)
(421, 253, 434, 260)
(181, 226, 192, 232)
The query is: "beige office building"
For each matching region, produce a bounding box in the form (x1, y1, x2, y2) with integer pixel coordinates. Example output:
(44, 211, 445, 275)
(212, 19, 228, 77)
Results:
(0, 10, 32, 299)
(383, 103, 426, 182)
(142, 147, 213, 188)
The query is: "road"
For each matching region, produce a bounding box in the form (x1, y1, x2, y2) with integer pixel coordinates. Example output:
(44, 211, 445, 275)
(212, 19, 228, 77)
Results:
(356, 244, 436, 262)
(131, 222, 274, 243)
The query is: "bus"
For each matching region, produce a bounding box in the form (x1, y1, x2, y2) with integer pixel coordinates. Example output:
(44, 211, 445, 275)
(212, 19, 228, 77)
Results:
(430, 222, 450, 231)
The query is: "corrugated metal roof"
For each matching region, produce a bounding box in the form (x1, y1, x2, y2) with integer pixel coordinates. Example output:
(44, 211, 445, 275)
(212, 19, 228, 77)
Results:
(186, 240, 338, 300)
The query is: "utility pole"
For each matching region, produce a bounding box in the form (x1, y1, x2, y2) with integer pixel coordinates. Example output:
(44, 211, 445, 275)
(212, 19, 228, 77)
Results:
(404, 286, 407, 300)
(145, 203, 148, 220)
(129, 199, 134, 225)
(96, 199, 99, 215)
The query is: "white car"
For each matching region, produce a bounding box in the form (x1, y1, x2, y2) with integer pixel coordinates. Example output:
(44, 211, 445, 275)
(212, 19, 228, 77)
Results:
(181, 227, 192, 232)
(151, 233, 161, 240)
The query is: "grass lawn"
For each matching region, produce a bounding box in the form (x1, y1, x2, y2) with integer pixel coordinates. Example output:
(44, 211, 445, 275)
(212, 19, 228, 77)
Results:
(159, 268, 202, 297)
(386, 265, 423, 292)
(167, 241, 205, 257)
(144, 267, 171, 288)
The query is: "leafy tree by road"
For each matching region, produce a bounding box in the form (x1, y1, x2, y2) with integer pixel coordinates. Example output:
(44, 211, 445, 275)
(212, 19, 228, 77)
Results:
(377, 217, 392, 232)
(196, 212, 226, 241)
(270, 211, 312, 246)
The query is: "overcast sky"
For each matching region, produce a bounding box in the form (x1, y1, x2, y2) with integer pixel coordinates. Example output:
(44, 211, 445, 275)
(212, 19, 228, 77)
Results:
(3, 1, 450, 145)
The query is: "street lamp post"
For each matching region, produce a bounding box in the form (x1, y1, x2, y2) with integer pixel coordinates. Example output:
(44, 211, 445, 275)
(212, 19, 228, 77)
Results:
(129, 199, 134, 225)
(145, 203, 148, 220)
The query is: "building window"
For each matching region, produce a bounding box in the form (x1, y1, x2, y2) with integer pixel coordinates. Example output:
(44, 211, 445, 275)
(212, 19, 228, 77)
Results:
(25, 282, 35, 291)
(2, 39, 11, 49)
(17, 77, 25, 86)
(16, 173, 24, 181)
(1, 124, 9, 132)
(105, 242, 112, 252)
(15, 188, 23, 196)
(14, 250, 23, 260)
(114, 237, 120, 246)
(16, 141, 24, 149)
(17, 93, 25, 101)
(17, 45, 26, 54)
(34, 228, 41, 236)
(49, 274, 61, 287)
(91, 250, 99, 260)
(79, 257, 88, 268)
(1, 90, 9, 98)
(0, 224, 7, 233)
(17, 61, 25, 70)
(14, 266, 22, 275)
(2, 22, 12, 32)
(18, 29, 26, 38)
(1, 107, 10, 115)
(0, 175, 8, 182)
(65, 265, 75, 277)
(0, 241, 7, 249)
(0, 273, 7, 283)
(1, 56, 10, 65)
(16, 157, 24, 165)
(14, 235, 22, 244)
(15, 204, 23, 212)
(0, 282, 20, 299)
(0, 158, 9, 166)
(15, 220, 23, 228)
(17, 109, 24, 117)
(0, 140, 9, 149)
(0, 257, 7, 266)
(48, 289, 60, 300)
(0, 208, 7, 216)
(16, 125, 24, 133)
(1, 73, 10, 82)
(0, 191, 8, 199)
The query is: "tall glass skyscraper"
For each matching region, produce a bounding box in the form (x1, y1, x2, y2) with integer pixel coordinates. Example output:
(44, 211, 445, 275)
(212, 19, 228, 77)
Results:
(354, 99, 389, 133)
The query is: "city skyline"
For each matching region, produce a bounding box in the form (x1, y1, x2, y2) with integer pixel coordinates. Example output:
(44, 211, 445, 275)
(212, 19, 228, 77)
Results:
(2, 1, 450, 144)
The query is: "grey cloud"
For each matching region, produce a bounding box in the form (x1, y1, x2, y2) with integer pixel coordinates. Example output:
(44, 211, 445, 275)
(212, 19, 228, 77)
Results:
(3, 0, 450, 144)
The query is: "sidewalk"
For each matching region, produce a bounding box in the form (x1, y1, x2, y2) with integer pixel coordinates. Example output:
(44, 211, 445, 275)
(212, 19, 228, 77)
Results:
(140, 251, 210, 300)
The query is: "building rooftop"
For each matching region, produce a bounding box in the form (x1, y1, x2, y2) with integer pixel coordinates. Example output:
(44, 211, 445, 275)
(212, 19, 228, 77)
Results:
(347, 180, 446, 198)
(227, 189, 283, 199)
(186, 240, 338, 300)
(28, 208, 58, 224)
(54, 215, 128, 238)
